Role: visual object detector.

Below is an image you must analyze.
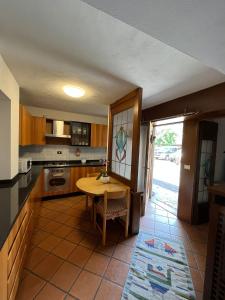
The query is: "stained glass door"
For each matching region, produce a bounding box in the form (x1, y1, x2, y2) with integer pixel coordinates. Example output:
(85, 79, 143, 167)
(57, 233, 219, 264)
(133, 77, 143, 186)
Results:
(108, 88, 142, 233)
(111, 108, 134, 180)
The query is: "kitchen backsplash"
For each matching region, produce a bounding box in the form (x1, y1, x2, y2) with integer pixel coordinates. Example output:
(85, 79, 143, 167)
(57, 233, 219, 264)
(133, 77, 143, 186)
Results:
(19, 145, 107, 161)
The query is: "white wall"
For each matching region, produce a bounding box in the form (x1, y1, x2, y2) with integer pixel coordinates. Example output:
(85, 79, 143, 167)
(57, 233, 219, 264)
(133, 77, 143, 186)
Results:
(0, 55, 19, 180)
(27, 106, 108, 125)
(214, 118, 225, 182)
(0, 93, 11, 179)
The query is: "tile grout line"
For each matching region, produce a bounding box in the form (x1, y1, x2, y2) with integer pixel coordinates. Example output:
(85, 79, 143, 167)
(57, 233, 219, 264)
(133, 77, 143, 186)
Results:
(21, 197, 208, 298)
(26, 209, 128, 299)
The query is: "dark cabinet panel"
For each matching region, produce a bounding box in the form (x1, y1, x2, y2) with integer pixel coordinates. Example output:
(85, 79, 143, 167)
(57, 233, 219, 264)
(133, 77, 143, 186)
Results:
(71, 122, 91, 146)
(194, 121, 218, 224)
(204, 188, 225, 299)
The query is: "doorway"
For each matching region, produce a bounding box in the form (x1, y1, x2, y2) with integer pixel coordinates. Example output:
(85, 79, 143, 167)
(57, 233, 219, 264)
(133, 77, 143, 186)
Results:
(149, 121, 183, 215)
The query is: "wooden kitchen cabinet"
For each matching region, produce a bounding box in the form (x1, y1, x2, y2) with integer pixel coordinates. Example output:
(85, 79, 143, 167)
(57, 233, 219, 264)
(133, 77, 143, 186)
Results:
(0, 200, 32, 300)
(70, 167, 87, 192)
(32, 116, 46, 145)
(0, 173, 42, 300)
(70, 166, 103, 192)
(19, 105, 32, 146)
(91, 124, 108, 148)
(86, 166, 102, 175)
(203, 185, 225, 299)
(20, 105, 46, 145)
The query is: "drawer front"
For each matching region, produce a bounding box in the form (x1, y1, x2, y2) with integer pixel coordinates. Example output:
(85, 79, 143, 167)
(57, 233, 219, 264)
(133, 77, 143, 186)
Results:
(7, 211, 32, 299)
(7, 200, 29, 252)
(8, 244, 27, 300)
(7, 211, 28, 277)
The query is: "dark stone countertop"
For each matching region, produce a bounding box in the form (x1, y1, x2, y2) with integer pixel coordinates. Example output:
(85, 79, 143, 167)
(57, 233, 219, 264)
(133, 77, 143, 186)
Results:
(0, 166, 42, 250)
(0, 160, 104, 249)
(33, 159, 105, 168)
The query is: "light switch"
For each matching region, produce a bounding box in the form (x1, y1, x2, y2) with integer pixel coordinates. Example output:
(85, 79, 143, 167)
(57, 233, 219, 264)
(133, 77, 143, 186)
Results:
(184, 164, 191, 170)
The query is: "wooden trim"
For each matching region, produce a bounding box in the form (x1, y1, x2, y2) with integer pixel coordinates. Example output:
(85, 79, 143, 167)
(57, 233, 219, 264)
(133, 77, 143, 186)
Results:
(108, 105, 113, 177)
(130, 191, 142, 234)
(110, 88, 141, 110)
(107, 171, 131, 186)
(144, 122, 154, 207)
(177, 119, 200, 223)
(131, 88, 142, 191)
(195, 109, 225, 121)
(142, 82, 225, 122)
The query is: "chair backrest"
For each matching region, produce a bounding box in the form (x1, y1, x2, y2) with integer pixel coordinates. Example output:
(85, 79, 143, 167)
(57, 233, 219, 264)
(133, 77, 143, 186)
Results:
(87, 172, 99, 178)
(103, 189, 130, 213)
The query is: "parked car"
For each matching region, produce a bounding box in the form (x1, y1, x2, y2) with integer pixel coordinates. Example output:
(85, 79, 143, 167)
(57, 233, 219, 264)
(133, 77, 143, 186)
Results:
(154, 146, 178, 160)
(154, 148, 170, 160)
(169, 149, 182, 164)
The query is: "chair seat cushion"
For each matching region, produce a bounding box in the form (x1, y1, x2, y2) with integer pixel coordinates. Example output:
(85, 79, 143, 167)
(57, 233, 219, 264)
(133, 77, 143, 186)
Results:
(96, 199, 127, 218)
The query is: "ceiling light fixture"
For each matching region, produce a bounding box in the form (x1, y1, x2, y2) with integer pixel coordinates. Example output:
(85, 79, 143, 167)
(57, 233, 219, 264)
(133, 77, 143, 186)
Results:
(63, 85, 85, 98)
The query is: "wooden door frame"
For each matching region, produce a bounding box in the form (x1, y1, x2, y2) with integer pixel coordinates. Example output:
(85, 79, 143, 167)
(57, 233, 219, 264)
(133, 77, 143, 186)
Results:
(146, 122, 155, 201)
(141, 122, 155, 215)
(147, 120, 184, 216)
(108, 88, 142, 192)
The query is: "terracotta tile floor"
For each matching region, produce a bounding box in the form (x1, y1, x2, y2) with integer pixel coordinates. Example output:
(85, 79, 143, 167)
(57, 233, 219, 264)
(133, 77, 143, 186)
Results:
(16, 195, 208, 300)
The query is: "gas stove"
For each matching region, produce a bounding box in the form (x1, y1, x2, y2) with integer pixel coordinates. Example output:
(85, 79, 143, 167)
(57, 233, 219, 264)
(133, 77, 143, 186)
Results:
(44, 161, 70, 168)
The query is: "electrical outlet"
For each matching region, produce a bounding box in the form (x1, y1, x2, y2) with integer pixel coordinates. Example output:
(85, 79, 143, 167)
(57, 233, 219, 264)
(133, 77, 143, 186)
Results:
(57, 151, 62, 154)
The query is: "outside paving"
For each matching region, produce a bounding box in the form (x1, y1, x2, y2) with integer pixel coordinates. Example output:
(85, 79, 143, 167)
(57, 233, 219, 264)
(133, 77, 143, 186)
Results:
(151, 123, 183, 215)
(152, 160, 180, 215)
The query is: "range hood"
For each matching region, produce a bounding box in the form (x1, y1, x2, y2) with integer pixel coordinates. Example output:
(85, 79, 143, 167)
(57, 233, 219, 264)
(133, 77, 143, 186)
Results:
(45, 120, 71, 138)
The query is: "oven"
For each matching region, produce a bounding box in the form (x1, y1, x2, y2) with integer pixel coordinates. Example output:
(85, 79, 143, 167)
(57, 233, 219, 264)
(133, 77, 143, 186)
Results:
(44, 167, 71, 194)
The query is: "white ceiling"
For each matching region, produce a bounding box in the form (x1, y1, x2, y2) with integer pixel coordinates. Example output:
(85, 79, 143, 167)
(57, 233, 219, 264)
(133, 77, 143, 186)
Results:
(82, 0, 225, 74)
(0, 0, 224, 117)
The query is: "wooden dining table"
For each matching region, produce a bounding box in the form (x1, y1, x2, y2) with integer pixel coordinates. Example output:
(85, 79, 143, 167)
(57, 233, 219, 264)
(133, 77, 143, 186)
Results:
(76, 176, 129, 196)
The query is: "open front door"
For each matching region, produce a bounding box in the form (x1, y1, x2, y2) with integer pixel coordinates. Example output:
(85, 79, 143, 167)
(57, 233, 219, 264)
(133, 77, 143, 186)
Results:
(145, 122, 155, 203)
(108, 88, 142, 234)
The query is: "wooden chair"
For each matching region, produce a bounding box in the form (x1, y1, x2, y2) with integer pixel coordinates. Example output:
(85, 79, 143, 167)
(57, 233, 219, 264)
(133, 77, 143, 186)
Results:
(94, 189, 130, 246)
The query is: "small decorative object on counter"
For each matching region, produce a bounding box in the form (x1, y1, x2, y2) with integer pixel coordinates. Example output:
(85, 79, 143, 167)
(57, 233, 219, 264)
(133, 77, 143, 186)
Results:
(96, 169, 110, 183)
(81, 158, 86, 164)
(75, 148, 81, 157)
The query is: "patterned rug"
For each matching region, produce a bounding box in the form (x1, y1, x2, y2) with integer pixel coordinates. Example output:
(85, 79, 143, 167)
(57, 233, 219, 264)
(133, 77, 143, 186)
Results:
(122, 232, 195, 300)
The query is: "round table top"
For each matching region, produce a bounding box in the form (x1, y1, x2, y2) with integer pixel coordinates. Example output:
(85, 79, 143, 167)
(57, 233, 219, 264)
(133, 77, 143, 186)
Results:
(76, 176, 129, 196)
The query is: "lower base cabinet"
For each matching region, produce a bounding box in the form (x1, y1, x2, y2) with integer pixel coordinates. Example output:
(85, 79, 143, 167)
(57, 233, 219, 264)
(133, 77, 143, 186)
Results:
(203, 186, 225, 299)
(0, 173, 43, 300)
(42, 166, 103, 197)
(0, 166, 102, 299)
(70, 166, 102, 193)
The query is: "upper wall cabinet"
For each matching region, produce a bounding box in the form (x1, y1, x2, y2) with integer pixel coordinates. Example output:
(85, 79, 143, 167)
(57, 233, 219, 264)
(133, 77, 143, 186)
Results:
(19, 105, 32, 146)
(71, 122, 91, 146)
(32, 116, 46, 145)
(20, 105, 46, 146)
(91, 124, 108, 148)
(20, 105, 107, 147)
